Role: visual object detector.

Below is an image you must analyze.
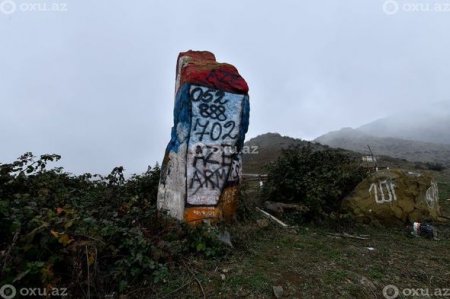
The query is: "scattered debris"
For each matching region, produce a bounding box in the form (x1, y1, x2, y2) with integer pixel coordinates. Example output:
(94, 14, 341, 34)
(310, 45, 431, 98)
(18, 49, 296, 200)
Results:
(359, 276, 376, 290)
(217, 231, 233, 247)
(220, 274, 226, 281)
(407, 171, 422, 177)
(411, 222, 438, 240)
(256, 218, 270, 228)
(272, 285, 284, 298)
(264, 201, 309, 216)
(327, 233, 370, 240)
(367, 247, 375, 251)
(256, 207, 289, 228)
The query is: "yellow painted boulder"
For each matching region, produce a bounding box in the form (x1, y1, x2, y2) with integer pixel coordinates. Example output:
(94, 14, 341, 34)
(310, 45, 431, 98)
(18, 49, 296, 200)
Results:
(342, 169, 441, 225)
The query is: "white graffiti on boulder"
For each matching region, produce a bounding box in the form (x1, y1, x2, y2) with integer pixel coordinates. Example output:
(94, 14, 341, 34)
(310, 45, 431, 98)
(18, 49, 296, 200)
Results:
(369, 180, 397, 204)
(425, 181, 439, 208)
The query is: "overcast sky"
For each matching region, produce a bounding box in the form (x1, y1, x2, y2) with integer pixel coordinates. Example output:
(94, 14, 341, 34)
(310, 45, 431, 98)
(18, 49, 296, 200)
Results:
(1, 0, 449, 174)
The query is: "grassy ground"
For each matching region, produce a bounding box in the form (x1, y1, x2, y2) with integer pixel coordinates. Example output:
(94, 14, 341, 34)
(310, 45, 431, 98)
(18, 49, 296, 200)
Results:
(92, 166, 450, 298)
(153, 222, 450, 298)
(149, 196, 450, 299)
(148, 171, 450, 298)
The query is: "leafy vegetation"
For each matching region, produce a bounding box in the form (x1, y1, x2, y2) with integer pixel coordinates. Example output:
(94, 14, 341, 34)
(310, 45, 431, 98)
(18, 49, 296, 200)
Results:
(424, 162, 446, 172)
(0, 150, 448, 298)
(0, 153, 226, 297)
(262, 145, 367, 222)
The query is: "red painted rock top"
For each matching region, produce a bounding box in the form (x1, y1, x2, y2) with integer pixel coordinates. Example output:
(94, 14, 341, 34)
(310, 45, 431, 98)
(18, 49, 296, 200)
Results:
(176, 50, 249, 95)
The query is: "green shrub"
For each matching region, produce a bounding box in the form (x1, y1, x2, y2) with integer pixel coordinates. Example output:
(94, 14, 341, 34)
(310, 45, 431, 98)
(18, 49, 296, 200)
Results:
(262, 145, 367, 222)
(425, 162, 446, 172)
(0, 153, 226, 297)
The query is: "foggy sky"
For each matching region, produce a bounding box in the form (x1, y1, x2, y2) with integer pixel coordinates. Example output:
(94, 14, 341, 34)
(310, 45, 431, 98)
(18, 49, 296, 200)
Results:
(1, 0, 450, 174)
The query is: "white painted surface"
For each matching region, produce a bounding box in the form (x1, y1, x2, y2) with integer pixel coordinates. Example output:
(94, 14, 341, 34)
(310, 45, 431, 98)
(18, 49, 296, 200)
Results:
(369, 180, 397, 204)
(425, 181, 439, 208)
(186, 85, 244, 206)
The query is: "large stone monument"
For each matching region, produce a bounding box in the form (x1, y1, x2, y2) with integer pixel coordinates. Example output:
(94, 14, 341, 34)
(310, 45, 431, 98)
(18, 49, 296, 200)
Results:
(157, 51, 250, 223)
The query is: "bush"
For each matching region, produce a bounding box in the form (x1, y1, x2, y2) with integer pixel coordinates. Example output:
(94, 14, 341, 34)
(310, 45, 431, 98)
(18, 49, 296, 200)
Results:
(262, 145, 367, 222)
(0, 153, 226, 297)
(425, 162, 446, 172)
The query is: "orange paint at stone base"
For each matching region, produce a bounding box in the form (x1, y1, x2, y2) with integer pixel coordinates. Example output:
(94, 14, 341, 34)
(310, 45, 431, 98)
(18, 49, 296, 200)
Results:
(184, 187, 239, 224)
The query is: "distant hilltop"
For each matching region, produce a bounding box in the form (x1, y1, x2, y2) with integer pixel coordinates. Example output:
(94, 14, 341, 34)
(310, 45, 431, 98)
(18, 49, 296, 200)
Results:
(312, 107, 450, 167)
(243, 133, 311, 173)
(356, 108, 450, 145)
(315, 127, 450, 167)
(243, 130, 450, 174)
(243, 133, 337, 173)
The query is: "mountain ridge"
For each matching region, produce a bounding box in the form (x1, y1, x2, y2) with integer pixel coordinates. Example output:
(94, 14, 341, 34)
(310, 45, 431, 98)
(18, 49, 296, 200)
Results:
(314, 127, 450, 167)
(356, 110, 450, 145)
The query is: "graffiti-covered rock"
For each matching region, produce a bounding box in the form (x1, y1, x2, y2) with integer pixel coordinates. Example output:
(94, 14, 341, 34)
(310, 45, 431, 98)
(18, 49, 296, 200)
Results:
(157, 50, 250, 223)
(342, 169, 441, 225)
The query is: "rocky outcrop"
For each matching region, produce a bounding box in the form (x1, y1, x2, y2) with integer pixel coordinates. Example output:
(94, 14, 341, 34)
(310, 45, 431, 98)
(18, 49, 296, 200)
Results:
(342, 169, 441, 225)
(157, 50, 250, 223)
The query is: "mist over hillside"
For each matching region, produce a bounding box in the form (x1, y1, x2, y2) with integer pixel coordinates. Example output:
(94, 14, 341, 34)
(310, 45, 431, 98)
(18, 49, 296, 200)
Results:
(315, 128, 450, 167)
(357, 105, 450, 145)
